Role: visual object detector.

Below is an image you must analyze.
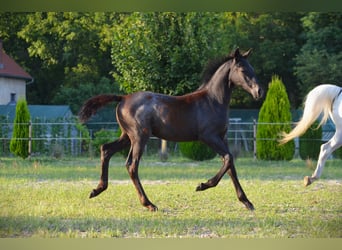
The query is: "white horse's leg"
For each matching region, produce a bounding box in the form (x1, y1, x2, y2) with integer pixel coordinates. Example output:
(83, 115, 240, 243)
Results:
(304, 130, 342, 186)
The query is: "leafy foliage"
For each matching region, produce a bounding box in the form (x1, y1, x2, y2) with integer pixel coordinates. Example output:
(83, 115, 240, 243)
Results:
(179, 141, 216, 161)
(112, 12, 235, 95)
(111, 12, 228, 95)
(92, 129, 117, 156)
(1, 12, 341, 110)
(299, 121, 322, 160)
(15, 12, 119, 111)
(0, 116, 10, 156)
(295, 13, 342, 97)
(229, 12, 305, 107)
(10, 100, 31, 159)
(74, 120, 91, 155)
(256, 76, 294, 160)
(334, 147, 342, 159)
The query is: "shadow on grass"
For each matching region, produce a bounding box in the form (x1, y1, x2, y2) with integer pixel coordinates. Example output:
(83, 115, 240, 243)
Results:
(1, 209, 341, 238)
(0, 214, 283, 238)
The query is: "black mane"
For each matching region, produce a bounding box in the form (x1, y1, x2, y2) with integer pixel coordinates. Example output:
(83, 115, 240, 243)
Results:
(200, 54, 233, 87)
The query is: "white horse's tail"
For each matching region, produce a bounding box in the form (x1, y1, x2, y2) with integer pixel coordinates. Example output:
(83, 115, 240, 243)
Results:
(280, 84, 339, 144)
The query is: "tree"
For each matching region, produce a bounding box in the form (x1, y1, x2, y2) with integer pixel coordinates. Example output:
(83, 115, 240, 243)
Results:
(10, 100, 31, 159)
(295, 12, 342, 98)
(111, 12, 231, 95)
(17, 12, 119, 111)
(227, 12, 305, 107)
(256, 76, 294, 160)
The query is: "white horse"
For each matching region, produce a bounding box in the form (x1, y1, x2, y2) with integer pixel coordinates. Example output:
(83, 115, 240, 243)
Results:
(280, 84, 342, 186)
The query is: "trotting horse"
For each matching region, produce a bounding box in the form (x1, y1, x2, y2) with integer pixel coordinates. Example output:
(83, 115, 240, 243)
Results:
(79, 48, 263, 211)
(280, 84, 342, 186)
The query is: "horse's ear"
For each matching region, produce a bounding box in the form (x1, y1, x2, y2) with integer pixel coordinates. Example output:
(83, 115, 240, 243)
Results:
(233, 48, 241, 59)
(242, 48, 252, 58)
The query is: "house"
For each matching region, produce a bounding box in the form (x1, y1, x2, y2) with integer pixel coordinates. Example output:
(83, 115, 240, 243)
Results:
(0, 40, 33, 105)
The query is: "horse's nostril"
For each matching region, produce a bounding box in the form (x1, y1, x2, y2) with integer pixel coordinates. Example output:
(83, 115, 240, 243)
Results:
(258, 88, 264, 98)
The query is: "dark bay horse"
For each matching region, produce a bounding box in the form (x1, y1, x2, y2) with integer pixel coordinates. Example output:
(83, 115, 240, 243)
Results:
(79, 48, 263, 211)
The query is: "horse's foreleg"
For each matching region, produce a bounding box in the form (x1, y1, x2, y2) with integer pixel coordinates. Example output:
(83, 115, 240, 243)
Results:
(304, 132, 342, 187)
(196, 154, 230, 191)
(226, 161, 254, 210)
(196, 152, 254, 211)
(90, 135, 130, 198)
(196, 137, 230, 191)
(127, 138, 157, 212)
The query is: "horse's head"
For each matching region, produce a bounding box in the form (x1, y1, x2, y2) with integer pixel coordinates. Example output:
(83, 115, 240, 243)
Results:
(228, 48, 263, 100)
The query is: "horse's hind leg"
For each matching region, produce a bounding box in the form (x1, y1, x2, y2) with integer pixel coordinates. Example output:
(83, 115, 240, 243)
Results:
(90, 134, 130, 198)
(304, 131, 342, 186)
(126, 136, 157, 211)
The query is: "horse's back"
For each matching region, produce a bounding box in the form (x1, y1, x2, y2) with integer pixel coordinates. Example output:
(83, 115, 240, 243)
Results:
(116, 91, 197, 139)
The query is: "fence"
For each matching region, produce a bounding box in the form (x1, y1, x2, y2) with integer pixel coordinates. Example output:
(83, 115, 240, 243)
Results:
(0, 120, 337, 159)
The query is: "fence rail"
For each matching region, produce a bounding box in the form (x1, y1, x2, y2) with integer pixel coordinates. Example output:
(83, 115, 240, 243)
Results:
(0, 120, 336, 158)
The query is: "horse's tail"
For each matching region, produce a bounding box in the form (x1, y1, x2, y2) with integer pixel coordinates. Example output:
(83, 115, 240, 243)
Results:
(279, 84, 338, 144)
(78, 94, 123, 123)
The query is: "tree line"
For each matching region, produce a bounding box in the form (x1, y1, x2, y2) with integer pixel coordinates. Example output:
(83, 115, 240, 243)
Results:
(1, 12, 341, 113)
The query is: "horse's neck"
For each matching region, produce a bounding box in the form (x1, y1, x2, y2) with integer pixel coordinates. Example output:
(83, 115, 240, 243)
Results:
(206, 62, 231, 105)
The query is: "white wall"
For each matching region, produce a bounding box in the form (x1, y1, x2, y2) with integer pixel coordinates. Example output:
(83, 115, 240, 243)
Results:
(0, 77, 26, 104)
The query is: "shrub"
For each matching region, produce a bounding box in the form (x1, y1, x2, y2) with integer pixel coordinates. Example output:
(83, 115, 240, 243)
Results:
(256, 75, 294, 160)
(10, 99, 31, 159)
(75, 120, 91, 155)
(299, 121, 322, 160)
(0, 115, 10, 156)
(179, 141, 216, 161)
(92, 129, 117, 156)
(115, 127, 130, 157)
(334, 147, 342, 159)
(51, 143, 63, 158)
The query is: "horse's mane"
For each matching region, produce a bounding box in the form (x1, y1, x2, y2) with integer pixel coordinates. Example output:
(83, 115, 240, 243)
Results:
(199, 54, 233, 89)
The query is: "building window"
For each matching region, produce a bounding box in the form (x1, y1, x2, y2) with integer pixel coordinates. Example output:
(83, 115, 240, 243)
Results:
(10, 93, 16, 102)
(8, 93, 17, 105)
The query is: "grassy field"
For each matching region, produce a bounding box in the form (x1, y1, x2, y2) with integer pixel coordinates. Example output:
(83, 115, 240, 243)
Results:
(0, 156, 341, 238)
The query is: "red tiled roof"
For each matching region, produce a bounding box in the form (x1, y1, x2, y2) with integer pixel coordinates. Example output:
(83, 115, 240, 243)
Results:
(0, 46, 33, 82)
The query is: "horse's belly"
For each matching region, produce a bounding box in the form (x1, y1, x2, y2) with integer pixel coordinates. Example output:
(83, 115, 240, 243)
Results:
(151, 126, 198, 142)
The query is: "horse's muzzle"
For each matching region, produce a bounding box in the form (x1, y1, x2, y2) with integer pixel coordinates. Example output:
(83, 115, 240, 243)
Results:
(252, 86, 264, 100)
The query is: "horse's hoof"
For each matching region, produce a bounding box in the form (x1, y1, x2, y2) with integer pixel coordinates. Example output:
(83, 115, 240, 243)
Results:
(196, 183, 208, 191)
(89, 189, 98, 198)
(147, 204, 158, 212)
(303, 176, 312, 187)
(245, 202, 255, 211)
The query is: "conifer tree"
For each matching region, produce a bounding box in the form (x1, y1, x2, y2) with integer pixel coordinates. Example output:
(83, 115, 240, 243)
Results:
(10, 99, 31, 159)
(256, 76, 294, 160)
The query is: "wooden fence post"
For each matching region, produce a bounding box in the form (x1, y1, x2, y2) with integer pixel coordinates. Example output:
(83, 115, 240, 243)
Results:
(159, 139, 168, 161)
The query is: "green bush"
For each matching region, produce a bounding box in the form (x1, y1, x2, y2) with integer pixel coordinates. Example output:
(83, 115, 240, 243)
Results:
(334, 146, 342, 159)
(10, 99, 31, 159)
(256, 75, 294, 160)
(75, 120, 91, 155)
(179, 141, 216, 161)
(0, 115, 10, 156)
(115, 127, 130, 157)
(92, 129, 117, 156)
(299, 121, 322, 160)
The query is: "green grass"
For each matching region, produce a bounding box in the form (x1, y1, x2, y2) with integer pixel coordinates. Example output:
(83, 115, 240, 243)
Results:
(0, 156, 341, 238)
